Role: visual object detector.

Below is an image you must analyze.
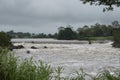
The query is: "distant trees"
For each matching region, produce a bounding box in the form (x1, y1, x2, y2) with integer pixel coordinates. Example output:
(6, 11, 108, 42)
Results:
(7, 31, 56, 39)
(0, 32, 12, 48)
(77, 23, 113, 40)
(57, 25, 77, 40)
(112, 28, 120, 47)
(6, 23, 115, 41)
(80, 0, 120, 48)
(77, 25, 92, 40)
(7, 31, 31, 38)
(112, 21, 120, 48)
(77, 21, 120, 48)
(56, 24, 113, 40)
(56, 22, 120, 48)
(4, 21, 120, 48)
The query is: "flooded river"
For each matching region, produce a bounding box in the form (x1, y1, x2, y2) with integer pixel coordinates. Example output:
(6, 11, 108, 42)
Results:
(12, 39, 120, 76)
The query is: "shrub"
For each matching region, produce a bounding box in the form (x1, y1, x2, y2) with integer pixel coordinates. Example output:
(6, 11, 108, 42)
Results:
(0, 32, 12, 48)
(95, 70, 120, 80)
(57, 27, 77, 40)
(0, 49, 53, 80)
(112, 28, 120, 48)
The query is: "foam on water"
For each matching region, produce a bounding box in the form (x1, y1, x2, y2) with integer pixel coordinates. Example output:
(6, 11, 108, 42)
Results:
(13, 39, 120, 77)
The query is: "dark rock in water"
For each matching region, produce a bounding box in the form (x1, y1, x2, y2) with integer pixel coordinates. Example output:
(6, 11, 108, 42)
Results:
(43, 46, 47, 48)
(17, 45, 24, 48)
(31, 46, 38, 49)
(112, 42, 120, 48)
(31, 41, 34, 43)
(88, 40, 92, 44)
(26, 50, 30, 54)
(12, 45, 24, 49)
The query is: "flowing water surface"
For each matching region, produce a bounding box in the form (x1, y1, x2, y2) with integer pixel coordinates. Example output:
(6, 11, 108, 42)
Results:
(12, 39, 120, 76)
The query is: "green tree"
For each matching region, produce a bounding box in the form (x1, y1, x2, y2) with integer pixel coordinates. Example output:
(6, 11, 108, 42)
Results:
(77, 23, 114, 41)
(80, 0, 120, 11)
(0, 32, 12, 48)
(112, 21, 120, 48)
(92, 23, 104, 36)
(57, 26, 77, 40)
(77, 25, 93, 40)
(112, 28, 120, 47)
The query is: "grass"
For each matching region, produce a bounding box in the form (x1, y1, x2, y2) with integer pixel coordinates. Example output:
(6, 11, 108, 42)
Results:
(94, 70, 120, 80)
(0, 48, 53, 80)
(89, 36, 113, 40)
(0, 48, 120, 80)
(78, 36, 113, 41)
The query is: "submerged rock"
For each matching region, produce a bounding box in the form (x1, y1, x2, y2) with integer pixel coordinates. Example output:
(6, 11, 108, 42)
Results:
(12, 45, 24, 49)
(112, 42, 120, 48)
(26, 50, 30, 54)
(88, 40, 92, 44)
(31, 41, 34, 43)
(43, 46, 47, 48)
(31, 46, 38, 49)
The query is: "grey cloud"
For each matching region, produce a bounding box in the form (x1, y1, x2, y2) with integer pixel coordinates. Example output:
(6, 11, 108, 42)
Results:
(0, 0, 120, 33)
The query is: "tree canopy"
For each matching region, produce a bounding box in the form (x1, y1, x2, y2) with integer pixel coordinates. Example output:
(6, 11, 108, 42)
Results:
(80, 0, 120, 11)
(111, 21, 120, 47)
(57, 26, 77, 40)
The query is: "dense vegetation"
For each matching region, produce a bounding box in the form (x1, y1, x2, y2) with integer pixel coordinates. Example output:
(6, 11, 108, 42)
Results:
(80, 0, 120, 47)
(1, 21, 119, 47)
(112, 28, 120, 48)
(6, 22, 116, 40)
(7, 30, 56, 38)
(77, 23, 113, 40)
(0, 32, 12, 48)
(57, 26, 77, 40)
(0, 49, 120, 80)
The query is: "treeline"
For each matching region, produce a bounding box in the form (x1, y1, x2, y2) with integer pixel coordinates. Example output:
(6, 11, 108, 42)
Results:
(6, 31, 56, 38)
(77, 23, 114, 40)
(57, 21, 120, 40)
(2, 21, 119, 42)
(0, 21, 120, 48)
(6, 24, 113, 40)
(6, 21, 119, 40)
(57, 24, 113, 40)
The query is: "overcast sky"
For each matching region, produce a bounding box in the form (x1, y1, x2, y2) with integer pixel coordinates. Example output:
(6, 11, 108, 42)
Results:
(0, 0, 120, 34)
